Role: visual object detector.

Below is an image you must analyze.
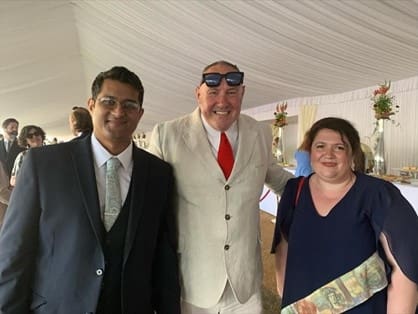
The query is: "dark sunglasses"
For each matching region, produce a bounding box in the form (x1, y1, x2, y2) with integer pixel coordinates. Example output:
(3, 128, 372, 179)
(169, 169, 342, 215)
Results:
(27, 131, 41, 139)
(200, 72, 244, 87)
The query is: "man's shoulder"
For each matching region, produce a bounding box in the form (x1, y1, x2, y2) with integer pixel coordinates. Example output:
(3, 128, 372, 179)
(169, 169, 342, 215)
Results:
(157, 110, 195, 130)
(238, 114, 269, 134)
(29, 140, 81, 159)
(239, 113, 258, 123)
(134, 146, 172, 169)
(239, 113, 265, 127)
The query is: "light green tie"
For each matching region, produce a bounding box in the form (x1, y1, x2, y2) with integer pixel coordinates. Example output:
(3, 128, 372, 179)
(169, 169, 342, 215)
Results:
(104, 157, 122, 231)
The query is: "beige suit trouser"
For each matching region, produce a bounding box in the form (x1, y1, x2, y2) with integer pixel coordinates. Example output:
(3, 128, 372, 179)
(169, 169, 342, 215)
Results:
(181, 281, 262, 314)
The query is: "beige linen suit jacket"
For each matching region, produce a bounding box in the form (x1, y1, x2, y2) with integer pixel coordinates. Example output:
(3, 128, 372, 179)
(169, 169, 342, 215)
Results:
(149, 108, 293, 308)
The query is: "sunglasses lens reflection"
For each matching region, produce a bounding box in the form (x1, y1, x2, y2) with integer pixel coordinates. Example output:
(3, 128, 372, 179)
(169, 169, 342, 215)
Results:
(225, 72, 243, 86)
(202, 72, 243, 87)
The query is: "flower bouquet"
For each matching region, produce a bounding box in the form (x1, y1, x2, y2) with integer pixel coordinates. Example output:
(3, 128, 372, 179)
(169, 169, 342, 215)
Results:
(273, 102, 288, 127)
(372, 81, 398, 120)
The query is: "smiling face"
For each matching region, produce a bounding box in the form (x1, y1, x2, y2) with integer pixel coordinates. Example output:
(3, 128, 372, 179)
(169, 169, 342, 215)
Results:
(88, 79, 143, 154)
(195, 63, 245, 132)
(310, 128, 354, 182)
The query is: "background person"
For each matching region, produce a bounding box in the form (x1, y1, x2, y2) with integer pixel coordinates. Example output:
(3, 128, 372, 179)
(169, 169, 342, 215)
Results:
(0, 118, 25, 177)
(272, 117, 418, 313)
(0, 161, 11, 229)
(0, 66, 180, 313)
(149, 60, 293, 313)
(69, 106, 93, 140)
(10, 125, 46, 186)
(294, 132, 313, 177)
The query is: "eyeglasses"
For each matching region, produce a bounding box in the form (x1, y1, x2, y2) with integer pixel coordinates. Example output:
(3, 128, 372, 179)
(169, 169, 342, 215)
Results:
(97, 96, 141, 111)
(200, 72, 244, 87)
(27, 131, 41, 139)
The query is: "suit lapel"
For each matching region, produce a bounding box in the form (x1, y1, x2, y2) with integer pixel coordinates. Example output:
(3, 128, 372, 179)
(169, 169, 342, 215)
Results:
(181, 110, 259, 181)
(71, 136, 105, 246)
(123, 146, 147, 264)
(228, 116, 258, 181)
(182, 108, 225, 180)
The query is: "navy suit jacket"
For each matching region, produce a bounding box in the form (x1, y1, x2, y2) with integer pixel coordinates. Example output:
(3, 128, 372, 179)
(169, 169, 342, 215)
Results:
(0, 136, 180, 313)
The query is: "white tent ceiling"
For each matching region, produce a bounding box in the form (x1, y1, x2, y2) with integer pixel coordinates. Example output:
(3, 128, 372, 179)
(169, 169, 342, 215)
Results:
(1, 0, 418, 139)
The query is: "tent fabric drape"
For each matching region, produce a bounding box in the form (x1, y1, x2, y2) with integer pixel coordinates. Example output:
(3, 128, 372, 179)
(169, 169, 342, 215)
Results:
(244, 75, 418, 171)
(1, 1, 418, 139)
(297, 105, 317, 146)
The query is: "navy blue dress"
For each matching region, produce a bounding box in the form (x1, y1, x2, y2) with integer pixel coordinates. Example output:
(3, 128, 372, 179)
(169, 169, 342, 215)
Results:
(272, 173, 418, 313)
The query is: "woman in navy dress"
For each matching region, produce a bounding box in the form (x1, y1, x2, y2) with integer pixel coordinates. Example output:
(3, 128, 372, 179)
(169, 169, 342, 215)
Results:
(272, 117, 418, 313)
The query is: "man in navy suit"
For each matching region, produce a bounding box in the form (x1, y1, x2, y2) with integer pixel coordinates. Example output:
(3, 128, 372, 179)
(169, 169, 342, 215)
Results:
(0, 118, 25, 177)
(0, 66, 180, 313)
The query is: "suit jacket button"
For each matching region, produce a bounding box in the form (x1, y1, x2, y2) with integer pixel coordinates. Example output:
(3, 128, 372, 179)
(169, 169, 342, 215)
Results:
(224, 185, 230, 190)
(225, 214, 231, 220)
(96, 268, 103, 276)
(224, 244, 230, 250)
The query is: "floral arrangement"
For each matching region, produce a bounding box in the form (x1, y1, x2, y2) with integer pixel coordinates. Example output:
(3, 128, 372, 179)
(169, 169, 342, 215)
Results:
(372, 81, 398, 120)
(273, 102, 288, 127)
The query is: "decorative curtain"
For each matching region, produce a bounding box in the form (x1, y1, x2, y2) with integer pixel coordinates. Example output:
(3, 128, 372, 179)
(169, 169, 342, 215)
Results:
(297, 105, 317, 146)
(243, 75, 418, 172)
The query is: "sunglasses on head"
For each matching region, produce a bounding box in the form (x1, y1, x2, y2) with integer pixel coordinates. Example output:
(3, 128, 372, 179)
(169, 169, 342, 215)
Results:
(200, 72, 244, 87)
(27, 131, 41, 139)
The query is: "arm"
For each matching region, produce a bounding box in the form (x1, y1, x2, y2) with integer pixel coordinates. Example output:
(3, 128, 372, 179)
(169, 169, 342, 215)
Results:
(151, 167, 180, 314)
(380, 233, 418, 313)
(148, 123, 164, 159)
(0, 150, 40, 312)
(274, 238, 288, 297)
(10, 151, 24, 187)
(0, 163, 11, 204)
(262, 123, 294, 195)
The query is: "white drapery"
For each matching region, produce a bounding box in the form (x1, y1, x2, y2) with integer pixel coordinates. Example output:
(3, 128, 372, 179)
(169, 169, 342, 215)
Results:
(244, 75, 418, 172)
(1, 1, 418, 138)
(297, 105, 317, 146)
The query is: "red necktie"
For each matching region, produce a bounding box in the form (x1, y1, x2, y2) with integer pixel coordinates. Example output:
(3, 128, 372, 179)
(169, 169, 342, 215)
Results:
(217, 132, 234, 179)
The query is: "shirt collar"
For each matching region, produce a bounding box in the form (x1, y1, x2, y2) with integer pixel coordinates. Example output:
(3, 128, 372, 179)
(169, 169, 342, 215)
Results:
(200, 113, 238, 144)
(91, 133, 133, 170)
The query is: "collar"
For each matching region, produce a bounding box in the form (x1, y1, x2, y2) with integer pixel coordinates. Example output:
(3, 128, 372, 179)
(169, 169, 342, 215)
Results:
(200, 113, 238, 145)
(91, 133, 133, 170)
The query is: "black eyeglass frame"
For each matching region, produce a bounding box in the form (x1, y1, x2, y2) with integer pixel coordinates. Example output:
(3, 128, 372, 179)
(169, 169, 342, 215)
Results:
(200, 72, 244, 87)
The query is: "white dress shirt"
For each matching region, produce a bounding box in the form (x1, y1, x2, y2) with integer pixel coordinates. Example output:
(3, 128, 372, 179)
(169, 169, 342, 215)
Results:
(90, 134, 133, 218)
(200, 114, 238, 158)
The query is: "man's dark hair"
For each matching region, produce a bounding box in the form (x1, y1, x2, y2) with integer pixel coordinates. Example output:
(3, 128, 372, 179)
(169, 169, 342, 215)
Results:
(2, 118, 19, 129)
(91, 66, 144, 107)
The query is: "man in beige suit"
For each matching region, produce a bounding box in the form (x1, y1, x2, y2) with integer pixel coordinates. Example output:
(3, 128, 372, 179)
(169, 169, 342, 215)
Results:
(149, 60, 293, 313)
